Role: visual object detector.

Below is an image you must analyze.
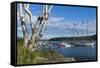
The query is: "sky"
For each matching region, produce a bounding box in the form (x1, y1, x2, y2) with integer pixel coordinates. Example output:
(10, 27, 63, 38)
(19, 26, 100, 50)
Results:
(17, 3, 96, 39)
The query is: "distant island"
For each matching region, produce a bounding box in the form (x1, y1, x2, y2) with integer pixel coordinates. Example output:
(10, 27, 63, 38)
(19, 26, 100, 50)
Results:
(49, 35, 96, 41)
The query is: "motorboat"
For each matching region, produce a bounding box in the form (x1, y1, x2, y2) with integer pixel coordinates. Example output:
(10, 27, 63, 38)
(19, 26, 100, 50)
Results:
(59, 42, 72, 48)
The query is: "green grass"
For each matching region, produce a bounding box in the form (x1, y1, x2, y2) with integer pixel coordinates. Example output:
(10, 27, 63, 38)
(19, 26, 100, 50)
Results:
(17, 40, 71, 65)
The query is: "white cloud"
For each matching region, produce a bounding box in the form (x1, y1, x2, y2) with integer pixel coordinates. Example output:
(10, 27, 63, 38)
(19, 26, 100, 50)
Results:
(45, 16, 96, 36)
(17, 10, 96, 38)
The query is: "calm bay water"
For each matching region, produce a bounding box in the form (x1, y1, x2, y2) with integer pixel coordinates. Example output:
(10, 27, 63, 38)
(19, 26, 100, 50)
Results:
(57, 46, 96, 61)
(40, 41, 97, 61)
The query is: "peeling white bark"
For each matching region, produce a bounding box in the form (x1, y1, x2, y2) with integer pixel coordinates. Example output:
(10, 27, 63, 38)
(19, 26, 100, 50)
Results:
(19, 3, 53, 51)
(19, 3, 29, 48)
(37, 5, 53, 40)
(24, 4, 34, 31)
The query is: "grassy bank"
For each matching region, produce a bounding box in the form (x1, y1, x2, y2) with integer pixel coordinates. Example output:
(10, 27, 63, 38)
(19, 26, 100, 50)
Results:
(17, 40, 74, 65)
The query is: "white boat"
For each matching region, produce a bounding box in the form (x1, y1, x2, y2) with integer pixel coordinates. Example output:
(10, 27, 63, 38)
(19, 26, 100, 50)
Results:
(83, 42, 96, 47)
(61, 43, 72, 48)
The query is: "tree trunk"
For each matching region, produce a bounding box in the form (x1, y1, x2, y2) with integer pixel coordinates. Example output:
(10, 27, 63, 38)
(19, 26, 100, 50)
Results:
(19, 3, 29, 48)
(21, 20, 29, 48)
(19, 3, 53, 51)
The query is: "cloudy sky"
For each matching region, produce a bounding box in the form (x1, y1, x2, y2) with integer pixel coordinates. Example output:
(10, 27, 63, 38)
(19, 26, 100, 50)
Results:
(17, 3, 96, 39)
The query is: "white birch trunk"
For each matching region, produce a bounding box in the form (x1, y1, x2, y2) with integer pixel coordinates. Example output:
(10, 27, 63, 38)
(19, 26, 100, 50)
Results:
(19, 4, 53, 51)
(19, 3, 29, 48)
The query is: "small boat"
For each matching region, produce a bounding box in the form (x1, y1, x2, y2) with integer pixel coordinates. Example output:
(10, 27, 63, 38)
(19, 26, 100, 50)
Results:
(59, 42, 72, 48)
(83, 42, 96, 47)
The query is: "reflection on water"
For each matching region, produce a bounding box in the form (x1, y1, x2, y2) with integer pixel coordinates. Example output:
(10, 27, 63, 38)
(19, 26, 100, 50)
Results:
(39, 41, 96, 61)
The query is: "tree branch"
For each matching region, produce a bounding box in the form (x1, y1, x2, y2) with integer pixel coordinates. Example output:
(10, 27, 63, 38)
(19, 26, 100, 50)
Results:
(37, 5, 53, 41)
(24, 4, 35, 31)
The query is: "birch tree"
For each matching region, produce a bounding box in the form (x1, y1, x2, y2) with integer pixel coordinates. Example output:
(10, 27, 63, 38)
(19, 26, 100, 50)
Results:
(19, 3, 53, 51)
(19, 4, 29, 48)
